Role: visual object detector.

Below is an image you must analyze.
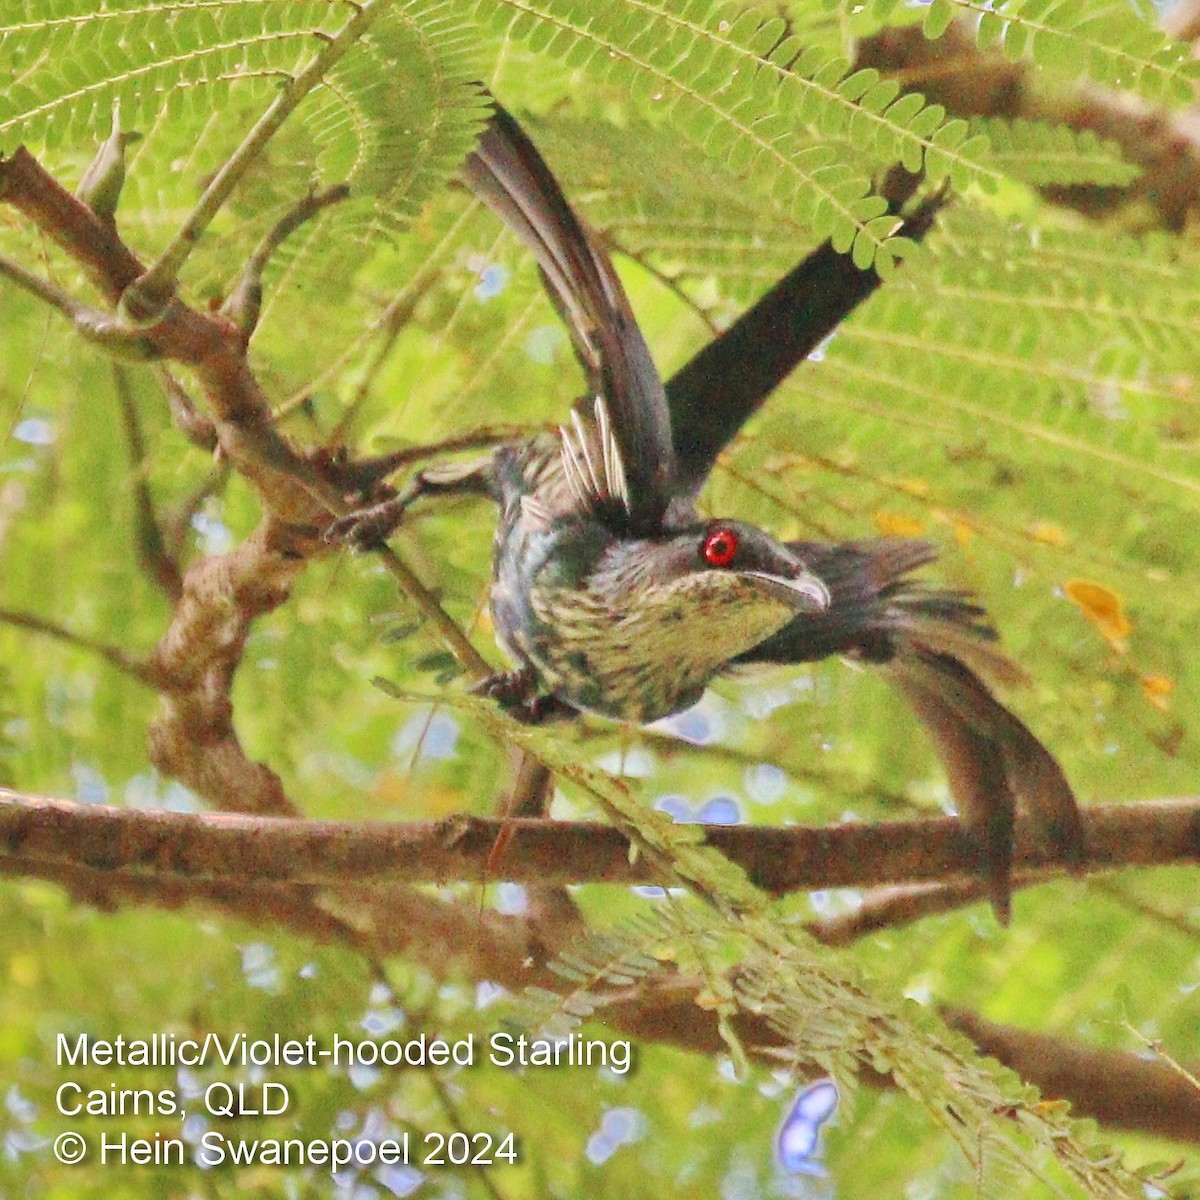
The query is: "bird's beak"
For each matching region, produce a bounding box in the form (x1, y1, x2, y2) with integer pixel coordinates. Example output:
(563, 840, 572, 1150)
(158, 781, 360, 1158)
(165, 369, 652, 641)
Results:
(739, 569, 829, 613)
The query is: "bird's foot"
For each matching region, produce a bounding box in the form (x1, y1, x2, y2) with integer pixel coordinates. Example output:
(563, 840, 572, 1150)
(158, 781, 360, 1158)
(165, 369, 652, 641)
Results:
(325, 455, 496, 550)
(472, 669, 573, 725)
(472, 668, 535, 707)
(325, 496, 410, 551)
(510, 693, 575, 724)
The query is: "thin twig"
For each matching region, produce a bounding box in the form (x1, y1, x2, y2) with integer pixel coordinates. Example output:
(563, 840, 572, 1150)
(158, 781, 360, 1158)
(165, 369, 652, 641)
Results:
(123, 2, 387, 322)
(348, 424, 534, 492)
(1089, 878, 1200, 944)
(373, 545, 493, 678)
(275, 198, 484, 421)
(155, 368, 217, 450)
(611, 238, 722, 336)
(0, 252, 154, 358)
(324, 270, 440, 445)
(0, 608, 157, 684)
(113, 364, 183, 600)
(224, 183, 352, 338)
(0, 250, 87, 319)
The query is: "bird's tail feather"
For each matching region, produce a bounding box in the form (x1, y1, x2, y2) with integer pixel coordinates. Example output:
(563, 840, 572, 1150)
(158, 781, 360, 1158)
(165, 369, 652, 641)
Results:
(887, 651, 1083, 923)
(742, 539, 1083, 920)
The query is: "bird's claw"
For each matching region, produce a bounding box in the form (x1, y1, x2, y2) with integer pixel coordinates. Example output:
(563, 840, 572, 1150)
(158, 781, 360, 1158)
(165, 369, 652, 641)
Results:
(472, 670, 573, 724)
(472, 669, 533, 706)
(508, 692, 575, 724)
(325, 497, 409, 550)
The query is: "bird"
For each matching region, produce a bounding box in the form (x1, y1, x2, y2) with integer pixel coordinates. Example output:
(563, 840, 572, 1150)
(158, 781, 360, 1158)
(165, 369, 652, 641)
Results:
(332, 98, 1084, 920)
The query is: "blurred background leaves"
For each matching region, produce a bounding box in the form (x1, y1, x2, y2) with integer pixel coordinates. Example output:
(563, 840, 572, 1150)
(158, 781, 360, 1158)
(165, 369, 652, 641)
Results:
(2, 0, 1200, 1195)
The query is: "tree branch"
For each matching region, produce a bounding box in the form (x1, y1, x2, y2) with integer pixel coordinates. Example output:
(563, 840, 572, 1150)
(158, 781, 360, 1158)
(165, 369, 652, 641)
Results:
(1164, 0, 1200, 40)
(1, 788, 1196, 896)
(144, 521, 310, 817)
(808, 877, 1038, 944)
(0, 608, 158, 684)
(0, 142, 497, 809)
(2, 819, 1193, 1147)
(941, 1006, 1200, 1145)
(0, 249, 155, 358)
(859, 20, 1200, 230)
(123, 3, 386, 322)
(0, 249, 95, 320)
(223, 184, 352, 340)
(155, 368, 218, 451)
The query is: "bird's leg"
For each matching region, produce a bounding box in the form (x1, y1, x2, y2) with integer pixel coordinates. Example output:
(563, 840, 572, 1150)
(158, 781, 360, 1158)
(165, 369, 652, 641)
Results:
(471, 667, 575, 725)
(327, 454, 495, 549)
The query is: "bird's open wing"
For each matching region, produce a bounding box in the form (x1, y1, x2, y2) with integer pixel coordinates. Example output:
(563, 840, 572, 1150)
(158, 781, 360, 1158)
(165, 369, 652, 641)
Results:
(665, 175, 948, 507)
(464, 99, 676, 531)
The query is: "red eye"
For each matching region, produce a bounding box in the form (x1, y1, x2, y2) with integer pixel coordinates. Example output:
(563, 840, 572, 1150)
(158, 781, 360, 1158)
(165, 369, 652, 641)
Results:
(702, 528, 739, 568)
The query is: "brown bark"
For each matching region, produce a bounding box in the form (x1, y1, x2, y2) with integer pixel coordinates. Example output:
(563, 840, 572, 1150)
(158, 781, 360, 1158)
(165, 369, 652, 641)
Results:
(860, 22, 1200, 230)
(3, 795, 1196, 1146)
(1, 787, 1197, 899)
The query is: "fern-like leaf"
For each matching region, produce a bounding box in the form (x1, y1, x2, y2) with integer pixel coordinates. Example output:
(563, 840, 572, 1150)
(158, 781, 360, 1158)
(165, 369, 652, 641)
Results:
(471, 0, 998, 268)
(972, 116, 1140, 186)
(914, 0, 1200, 104)
(0, 1, 490, 327)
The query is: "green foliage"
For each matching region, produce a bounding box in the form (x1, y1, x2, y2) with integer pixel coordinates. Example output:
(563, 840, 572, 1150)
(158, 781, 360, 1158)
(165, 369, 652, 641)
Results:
(970, 117, 1141, 186)
(519, 894, 1152, 1197)
(1, 0, 1199, 1197)
(0, 0, 488, 291)
(471, 0, 1002, 268)
(914, 0, 1200, 103)
(0, 1, 344, 149)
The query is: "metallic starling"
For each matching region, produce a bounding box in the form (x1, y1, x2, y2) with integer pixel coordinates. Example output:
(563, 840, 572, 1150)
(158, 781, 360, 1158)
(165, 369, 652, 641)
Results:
(338, 103, 829, 726)
(334, 99, 1084, 920)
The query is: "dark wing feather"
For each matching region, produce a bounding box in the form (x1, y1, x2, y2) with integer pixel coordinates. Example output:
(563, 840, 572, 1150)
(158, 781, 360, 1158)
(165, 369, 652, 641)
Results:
(665, 175, 948, 506)
(740, 539, 1083, 922)
(463, 100, 676, 531)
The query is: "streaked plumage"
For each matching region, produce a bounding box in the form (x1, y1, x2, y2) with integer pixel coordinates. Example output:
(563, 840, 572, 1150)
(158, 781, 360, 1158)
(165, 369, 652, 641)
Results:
(484, 422, 828, 724)
(335, 97, 1083, 920)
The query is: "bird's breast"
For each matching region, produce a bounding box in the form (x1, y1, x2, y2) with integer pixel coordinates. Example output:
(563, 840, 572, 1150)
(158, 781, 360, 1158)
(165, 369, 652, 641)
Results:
(525, 583, 713, 722)
(486, 440, 799, 724)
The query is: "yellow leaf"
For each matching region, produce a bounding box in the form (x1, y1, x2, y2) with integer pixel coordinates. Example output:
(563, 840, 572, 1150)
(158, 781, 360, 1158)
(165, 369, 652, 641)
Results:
(1032, 1098, 1072, 1117)
(896, 478, 930, 498)
(1064, 579, 1132, 651)
(763, 452, 805, 473)
(372, 773, 463, 816)
(1141, 673, 1174, 711)
(1029, 521, 1069, 547)
(9, 953, 39, 987)
(873, 511, 925, 537)
(951, 519, 975, 546)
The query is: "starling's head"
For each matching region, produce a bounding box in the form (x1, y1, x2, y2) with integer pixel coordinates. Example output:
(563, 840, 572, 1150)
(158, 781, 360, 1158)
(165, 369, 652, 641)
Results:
(590, 519, 829, 661)
(690, 523, 829, 613)
(530, 519, 830, 723)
